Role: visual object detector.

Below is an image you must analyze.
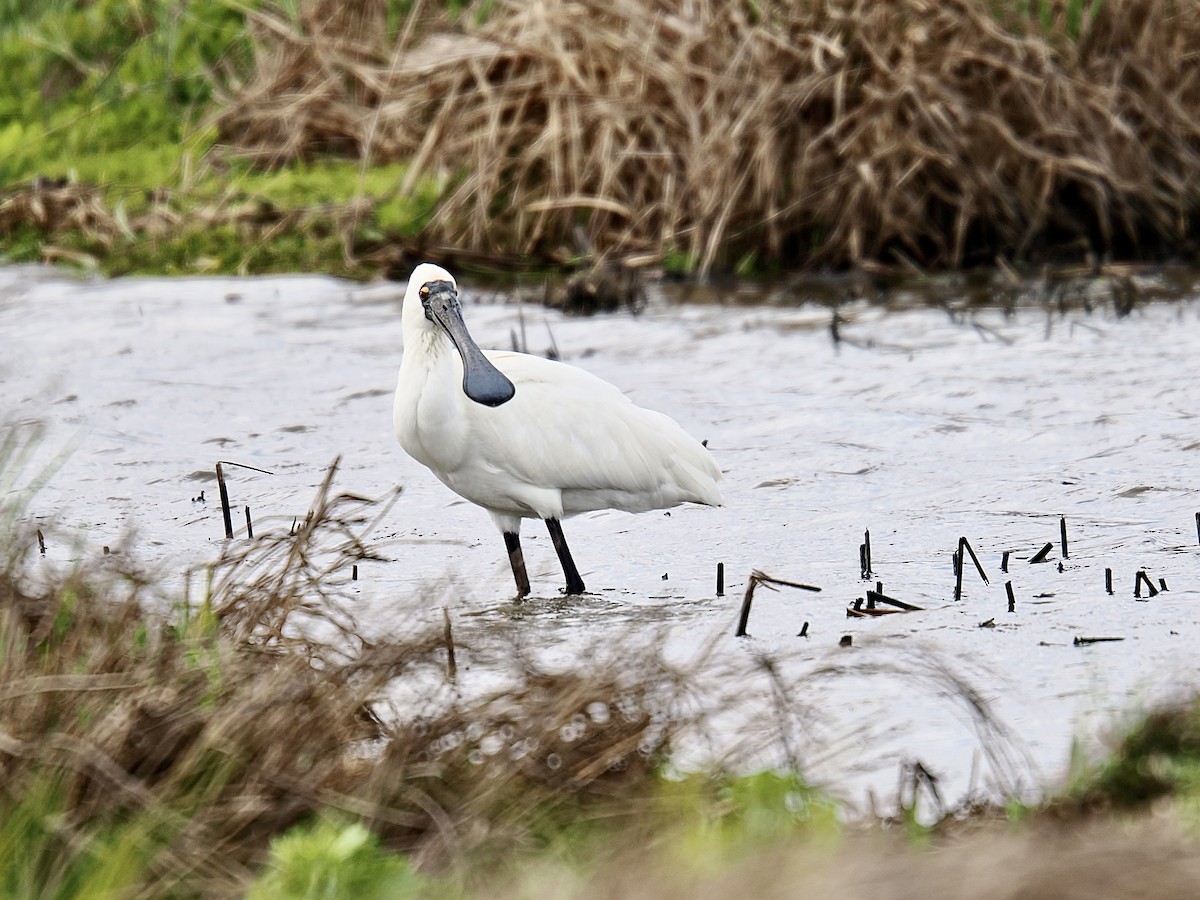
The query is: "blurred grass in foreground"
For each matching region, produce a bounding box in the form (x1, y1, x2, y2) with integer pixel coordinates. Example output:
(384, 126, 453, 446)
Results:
(5, 421, 1200, 897)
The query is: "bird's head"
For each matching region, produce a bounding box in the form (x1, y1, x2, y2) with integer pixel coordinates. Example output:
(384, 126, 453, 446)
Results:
(405, 263, 516, 408)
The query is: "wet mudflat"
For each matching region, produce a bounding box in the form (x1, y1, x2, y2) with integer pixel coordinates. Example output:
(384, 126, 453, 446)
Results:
(4, 264, 1200, 812)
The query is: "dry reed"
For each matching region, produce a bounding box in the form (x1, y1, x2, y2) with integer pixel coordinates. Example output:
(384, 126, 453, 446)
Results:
(0, 460, 720, 895)
(215, 0, 1200, 275)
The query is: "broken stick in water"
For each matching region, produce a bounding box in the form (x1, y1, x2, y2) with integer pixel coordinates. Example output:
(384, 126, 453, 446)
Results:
(848, 593, 918, 618)
(1030, 542, 1053, 564)
(866, 589, 922, 612)
(954, 536, 989, 601)
(443, 607, 457, 683)
(215, 460, 274, 540)
(1060, 515, 1069, 559)
(1141, 570, 1158, 597)
(1074, 636, 1125, 645)
(960, 536, 989, 584)
(734, 570, 822, 637)
(1134, 570, 1158, 599)
(216, 463, 233, 539)
(953, 549, 963, 602)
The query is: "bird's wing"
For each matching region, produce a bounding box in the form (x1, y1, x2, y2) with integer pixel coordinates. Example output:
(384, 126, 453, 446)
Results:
(476, 350, 718, 499)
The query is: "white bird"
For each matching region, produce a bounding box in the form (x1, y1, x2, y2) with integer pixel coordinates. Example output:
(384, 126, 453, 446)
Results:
(393, 262, 722, 596)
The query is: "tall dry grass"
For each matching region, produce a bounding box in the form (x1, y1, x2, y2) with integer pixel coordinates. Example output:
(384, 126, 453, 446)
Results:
(215, 0, 1200, 274)
(0, 457, 727, 895)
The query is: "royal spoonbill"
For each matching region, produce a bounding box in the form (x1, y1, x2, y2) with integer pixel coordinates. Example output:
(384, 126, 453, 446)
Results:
(393, 262, 722, 596)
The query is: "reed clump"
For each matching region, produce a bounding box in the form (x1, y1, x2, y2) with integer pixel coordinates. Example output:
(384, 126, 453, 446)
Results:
(0, 460, 715, 896)
(216, 0, 1200, 275)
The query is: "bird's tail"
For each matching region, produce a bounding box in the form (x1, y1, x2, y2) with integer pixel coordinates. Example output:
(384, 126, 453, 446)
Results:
(673, 446, 723, 507)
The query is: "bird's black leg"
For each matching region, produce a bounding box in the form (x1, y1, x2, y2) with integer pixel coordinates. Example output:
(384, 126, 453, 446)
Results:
(504, 532, 531, 598)
(545, 518, 586, 595)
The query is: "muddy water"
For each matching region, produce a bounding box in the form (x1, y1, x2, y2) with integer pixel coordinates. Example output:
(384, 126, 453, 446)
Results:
(4, 264, 1200, 813)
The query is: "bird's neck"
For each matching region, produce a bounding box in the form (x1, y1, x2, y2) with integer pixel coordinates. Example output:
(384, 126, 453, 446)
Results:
(400, 324, 462, 387)
(403, 319, 449, 359)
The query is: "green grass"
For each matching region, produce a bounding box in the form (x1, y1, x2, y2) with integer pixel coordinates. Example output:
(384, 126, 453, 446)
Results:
(1009, 0, 1105, 41)
(0, 0, 248, 182)
(0, 778, 169, 900)
(245, 770, 842, 900)
(1065, 701, 1200, 812)
(247, 819, 431, 900)
(0, 0, 440, 278)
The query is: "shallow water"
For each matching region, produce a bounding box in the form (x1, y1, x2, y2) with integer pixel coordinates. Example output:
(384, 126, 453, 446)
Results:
(4, 264, 1200, 813)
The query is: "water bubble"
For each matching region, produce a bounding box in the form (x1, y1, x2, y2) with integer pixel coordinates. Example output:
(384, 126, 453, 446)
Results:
(480, 733, 504, 756)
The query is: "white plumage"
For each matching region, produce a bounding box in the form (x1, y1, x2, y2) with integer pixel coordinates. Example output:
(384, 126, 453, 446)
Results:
(393, 262, 722, 596)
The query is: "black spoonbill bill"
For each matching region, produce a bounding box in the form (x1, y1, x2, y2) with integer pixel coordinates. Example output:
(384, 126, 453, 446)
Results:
(393, 262, 722, 597)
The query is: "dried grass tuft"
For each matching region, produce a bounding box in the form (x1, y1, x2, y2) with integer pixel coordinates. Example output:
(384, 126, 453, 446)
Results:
(216, 0, 1200, 274)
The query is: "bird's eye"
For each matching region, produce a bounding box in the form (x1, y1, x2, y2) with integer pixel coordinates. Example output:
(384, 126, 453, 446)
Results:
(419, 285, 430, 299)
